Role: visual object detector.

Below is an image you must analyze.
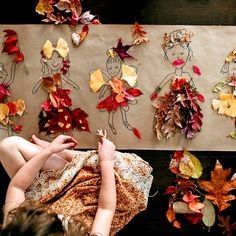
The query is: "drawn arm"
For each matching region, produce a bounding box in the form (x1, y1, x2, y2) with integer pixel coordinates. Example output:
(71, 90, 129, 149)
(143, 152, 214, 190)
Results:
(61, 76, 80, 90)
(3, 62, 16, 85)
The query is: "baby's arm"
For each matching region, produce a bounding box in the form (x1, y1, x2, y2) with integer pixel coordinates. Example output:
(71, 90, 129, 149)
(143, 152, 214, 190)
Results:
(90, 134, 116, 236)
(3, 135, 77, 225)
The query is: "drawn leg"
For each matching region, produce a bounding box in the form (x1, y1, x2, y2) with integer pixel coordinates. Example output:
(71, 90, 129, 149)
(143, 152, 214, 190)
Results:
(108, 111, 117, 134)
(120, 108, 133, 131)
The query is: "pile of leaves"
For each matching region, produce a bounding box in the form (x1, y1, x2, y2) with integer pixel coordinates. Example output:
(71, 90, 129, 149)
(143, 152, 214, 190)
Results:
(152, 77, 204, 140)
(165, 150, 236, 235)
(38, 73, 90, 135)
(35, 0, 100, 47)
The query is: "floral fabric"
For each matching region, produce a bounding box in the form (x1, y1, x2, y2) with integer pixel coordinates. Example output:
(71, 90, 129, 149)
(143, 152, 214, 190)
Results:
(25, 150, 153, 235)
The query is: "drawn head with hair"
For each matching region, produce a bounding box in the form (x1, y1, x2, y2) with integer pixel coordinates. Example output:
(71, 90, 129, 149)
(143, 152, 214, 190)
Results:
(162, 29, 194, 69)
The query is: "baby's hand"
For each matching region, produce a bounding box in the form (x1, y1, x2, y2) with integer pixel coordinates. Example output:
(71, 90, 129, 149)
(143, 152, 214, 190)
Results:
(98, 137, 115, 163)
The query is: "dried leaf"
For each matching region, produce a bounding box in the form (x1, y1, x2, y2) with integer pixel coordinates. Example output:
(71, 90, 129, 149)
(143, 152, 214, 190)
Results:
(133, 127, 142, 139)
(229, 131, 236, 139)
(121, 65, 137, 87)
(113, 38, 134, 61)
(89, 69, 106, 92)
(172, 201, 194, 214)
(132, 22, 149, 45)
(201, 199, 216, 228)
(193, 65, 201, 75)
(0, 103, 9, 121)
(198, 160, 236, 212)
(166, 207, 176, 223)
(218, 215, 236, 236)
(2, 29, 24, 62)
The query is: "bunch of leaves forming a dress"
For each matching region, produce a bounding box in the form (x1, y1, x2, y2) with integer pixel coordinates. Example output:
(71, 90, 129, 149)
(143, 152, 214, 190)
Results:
(153, 78, 204, 140)
(39, 73, 90, 134)
(0, 84, 25, 132)
(165, 150, 236, 235)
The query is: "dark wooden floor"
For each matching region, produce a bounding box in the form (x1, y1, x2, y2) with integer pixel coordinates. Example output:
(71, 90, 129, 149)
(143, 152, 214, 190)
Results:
(1, 0, 236, 235)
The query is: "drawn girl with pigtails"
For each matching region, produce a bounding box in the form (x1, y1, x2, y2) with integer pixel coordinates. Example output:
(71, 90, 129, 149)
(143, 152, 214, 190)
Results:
(32, 38, 90, 136)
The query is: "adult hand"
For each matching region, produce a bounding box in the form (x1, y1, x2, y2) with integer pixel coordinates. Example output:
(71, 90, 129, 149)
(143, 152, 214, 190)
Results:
(47, 135, 78, 154)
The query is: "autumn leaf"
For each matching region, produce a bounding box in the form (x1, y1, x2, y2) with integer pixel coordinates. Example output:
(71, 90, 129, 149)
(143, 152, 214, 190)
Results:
(113, 38, 134, 61)
(132, 22, 149, 45)
(2, 29, 24, 62)
(198, 160, 236, 212)
(218, 215, 236, 236)
(133, 127, 142, 139)
(193, 65, 201, 75)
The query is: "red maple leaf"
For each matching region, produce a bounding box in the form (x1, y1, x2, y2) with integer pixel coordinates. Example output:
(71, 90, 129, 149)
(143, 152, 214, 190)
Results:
(113, 38, 134, 61)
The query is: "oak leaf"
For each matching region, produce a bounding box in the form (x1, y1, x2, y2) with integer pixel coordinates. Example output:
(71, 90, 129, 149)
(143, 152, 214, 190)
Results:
(198, 160, 236, 212)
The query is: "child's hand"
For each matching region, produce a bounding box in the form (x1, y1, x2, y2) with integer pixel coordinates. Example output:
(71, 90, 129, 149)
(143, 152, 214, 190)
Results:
(46, 135, 78, 154)
(98, 137, 115, 163)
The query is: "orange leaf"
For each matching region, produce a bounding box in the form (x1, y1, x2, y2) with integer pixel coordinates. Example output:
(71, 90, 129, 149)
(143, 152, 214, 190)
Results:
(166, 207, 176, 223)
(173, 220, 181, 229)
(132, 22, 149, 45)
(198, 160, 236, 212)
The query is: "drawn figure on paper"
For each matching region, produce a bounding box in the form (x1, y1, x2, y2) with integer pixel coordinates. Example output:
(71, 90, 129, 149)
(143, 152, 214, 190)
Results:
(32, 38, 90, 136)
(89, 39, 143, 138)
(212, 49, 236, 139)
(0, 60, 25, 136)
(151, 29, 204, 140)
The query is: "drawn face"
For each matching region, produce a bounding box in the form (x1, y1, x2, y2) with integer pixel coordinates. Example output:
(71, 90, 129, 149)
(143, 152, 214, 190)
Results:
(106, 56, 122, 77)
(0, 63, 8, 83)
(165, 44, 189, 69)
(228, 58, 236, 75)
(46, 51, 64, 72)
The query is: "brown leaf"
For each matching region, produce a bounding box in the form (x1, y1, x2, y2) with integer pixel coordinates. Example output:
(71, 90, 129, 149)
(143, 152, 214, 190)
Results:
(198, 160, 236, 212)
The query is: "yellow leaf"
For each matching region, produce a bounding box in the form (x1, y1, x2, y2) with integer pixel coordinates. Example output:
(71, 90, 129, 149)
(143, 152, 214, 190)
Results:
(121, 65, 137, 87)
(0, 104, 9, 121)
(35, 0, 54, 15)
(56, 38, 69, 59)
(186, 150, 203, 179)
(15, 99, 25, 116)
(89, 69, 106, 92)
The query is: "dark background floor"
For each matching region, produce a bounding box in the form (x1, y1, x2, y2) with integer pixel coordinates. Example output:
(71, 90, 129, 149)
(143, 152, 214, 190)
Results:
(1, 0, 236, 235)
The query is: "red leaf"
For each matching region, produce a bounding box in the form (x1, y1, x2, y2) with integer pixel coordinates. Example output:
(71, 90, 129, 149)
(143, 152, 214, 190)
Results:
(41, 100, 52, 112)
(2, 29, 24, 62)
(113, 38, 134, 61)
(133, 127, 142, 139)
(14, 51, 24, 62)
(193, 65, 201, 75)
(7, 102, 17, 116)
(150, 91, 158, 101)
(126, 88, 143, 97)
(3, 29, 16, 37)
(72, 108, 90, 132)
(185, 213, 203, 224)
(12, 125, 23, 133)
(197, 93, 205, 102)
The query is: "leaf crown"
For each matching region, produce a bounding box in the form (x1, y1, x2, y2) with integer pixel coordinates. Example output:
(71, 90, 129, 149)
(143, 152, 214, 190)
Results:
(162, 29, 193, 50)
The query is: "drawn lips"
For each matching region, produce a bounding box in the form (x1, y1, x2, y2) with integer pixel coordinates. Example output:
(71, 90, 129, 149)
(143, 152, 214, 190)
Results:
(172, 59, 185, 66)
